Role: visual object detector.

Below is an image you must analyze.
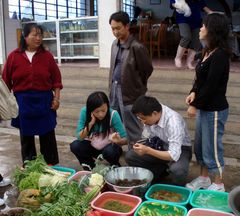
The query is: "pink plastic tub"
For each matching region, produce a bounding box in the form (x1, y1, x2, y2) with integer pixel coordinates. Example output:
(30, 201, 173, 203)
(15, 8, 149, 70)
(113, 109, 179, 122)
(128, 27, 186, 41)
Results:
(187, 208, 234, 216)
(91, 191, 142, 216)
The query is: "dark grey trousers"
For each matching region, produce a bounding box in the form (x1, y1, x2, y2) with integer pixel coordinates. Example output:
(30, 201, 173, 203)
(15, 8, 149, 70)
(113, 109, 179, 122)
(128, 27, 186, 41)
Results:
(110, 82, 142, 146)
(125, 146, 192, 185)
(178, 23, 201, 51)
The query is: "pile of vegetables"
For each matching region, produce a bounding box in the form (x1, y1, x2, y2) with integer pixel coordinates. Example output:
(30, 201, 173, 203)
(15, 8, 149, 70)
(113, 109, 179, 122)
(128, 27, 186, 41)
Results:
(31, 181, 100, 216)
(137, 202, 185, 216)
(150, 190, 183, 202)
(12, 155, 68, 191)
(102, 200, 132, 213)
(10, 155, 101, 216)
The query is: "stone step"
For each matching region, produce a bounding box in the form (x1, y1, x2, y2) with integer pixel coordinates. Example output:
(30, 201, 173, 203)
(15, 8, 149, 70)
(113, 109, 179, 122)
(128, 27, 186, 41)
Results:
(60, 67, 240, 85)
(60, 88, 240, 115)
(61, 76, 240, 99)
(57, 103, 240, 138)
(55, 117, 240, 160)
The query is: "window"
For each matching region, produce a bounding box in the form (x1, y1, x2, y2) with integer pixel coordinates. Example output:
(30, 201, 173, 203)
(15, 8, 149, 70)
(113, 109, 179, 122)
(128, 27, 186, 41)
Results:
(94, 0, 98, 16)
(77, 0, 87, 17)
(46, 2, 57, 20)
(122, 0, 136, 20)
(8, 0, 97, 21)
(34, 2, 46, 21)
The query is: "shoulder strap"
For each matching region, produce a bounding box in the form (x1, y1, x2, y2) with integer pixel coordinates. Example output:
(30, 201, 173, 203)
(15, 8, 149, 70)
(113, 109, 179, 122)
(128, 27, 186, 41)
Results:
(110, 110, 116, 125)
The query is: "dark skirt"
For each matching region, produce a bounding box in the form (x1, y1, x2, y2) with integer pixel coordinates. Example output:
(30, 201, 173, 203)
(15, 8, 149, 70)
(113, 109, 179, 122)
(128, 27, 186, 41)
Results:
(12, 90, 57, 136)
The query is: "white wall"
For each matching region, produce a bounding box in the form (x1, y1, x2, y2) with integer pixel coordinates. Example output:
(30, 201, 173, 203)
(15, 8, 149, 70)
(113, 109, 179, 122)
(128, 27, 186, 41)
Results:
(3, 0, 21, 56)
(98, 0, 119, 68)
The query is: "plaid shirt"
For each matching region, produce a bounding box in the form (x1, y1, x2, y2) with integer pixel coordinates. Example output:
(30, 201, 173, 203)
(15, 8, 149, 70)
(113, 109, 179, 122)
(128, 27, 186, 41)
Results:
(142, 105, 191, 161)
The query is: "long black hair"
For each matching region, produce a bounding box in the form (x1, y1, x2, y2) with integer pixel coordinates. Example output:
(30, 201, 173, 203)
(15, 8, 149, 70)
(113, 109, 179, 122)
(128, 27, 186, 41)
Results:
(85, 91, 111, 137)
(20, 23, 44, 52)
(203, 13, 231, 55)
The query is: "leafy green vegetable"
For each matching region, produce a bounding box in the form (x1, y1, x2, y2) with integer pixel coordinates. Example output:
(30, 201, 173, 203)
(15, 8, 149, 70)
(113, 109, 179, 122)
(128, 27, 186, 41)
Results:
(18, 172, 41, 191)
(12, 155, 48, 186)
(24, 155, 48, 173)
(32, 181, 90, 216)
(38, 174, 66, 188)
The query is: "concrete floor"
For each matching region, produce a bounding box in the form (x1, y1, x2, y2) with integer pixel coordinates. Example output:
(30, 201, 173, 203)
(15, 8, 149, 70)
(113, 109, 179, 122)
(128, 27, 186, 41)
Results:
(0, 127, 239, 198)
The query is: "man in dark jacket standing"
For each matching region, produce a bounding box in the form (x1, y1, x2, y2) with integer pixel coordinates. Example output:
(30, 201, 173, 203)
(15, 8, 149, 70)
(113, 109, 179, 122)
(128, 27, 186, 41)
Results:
(109, 11, 153, 146)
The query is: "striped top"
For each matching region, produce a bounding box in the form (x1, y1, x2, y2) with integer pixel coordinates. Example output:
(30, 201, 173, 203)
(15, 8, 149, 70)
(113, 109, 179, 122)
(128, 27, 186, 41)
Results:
(142, 104, 191, 161)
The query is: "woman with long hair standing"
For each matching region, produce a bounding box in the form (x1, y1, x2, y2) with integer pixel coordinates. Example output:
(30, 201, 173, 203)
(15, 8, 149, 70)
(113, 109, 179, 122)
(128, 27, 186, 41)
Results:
(185, 13, 231, 191)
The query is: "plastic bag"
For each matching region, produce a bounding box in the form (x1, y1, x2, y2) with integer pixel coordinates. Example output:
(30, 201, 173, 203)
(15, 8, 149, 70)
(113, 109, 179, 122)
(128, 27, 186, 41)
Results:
(0, 78, 18, 120)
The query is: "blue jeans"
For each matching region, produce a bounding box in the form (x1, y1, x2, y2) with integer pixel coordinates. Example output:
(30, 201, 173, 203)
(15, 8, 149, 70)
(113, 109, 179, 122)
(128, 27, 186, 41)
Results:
(194, 109, 228, 176)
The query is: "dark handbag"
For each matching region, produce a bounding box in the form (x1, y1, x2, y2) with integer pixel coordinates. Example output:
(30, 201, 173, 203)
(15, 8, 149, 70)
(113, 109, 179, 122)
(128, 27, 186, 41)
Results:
(138, 136, 169, 151)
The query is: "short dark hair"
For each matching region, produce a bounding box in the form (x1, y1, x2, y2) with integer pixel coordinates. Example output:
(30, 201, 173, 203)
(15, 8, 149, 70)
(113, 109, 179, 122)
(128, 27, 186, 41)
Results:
(20, 23, 44, 51)
(109, 11, 130, 25)
(132, 95, 162, 116)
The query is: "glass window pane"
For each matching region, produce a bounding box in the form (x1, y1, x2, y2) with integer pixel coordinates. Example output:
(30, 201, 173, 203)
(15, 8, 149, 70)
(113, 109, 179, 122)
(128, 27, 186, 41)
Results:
(78, 0, 86, 16)
(122, 0, 135, 20)
(21, 5, 33, 21)
(58, 6, 67, 18)
(94, 0, 98, 16)
(35, 0, 45, 3)
(47, 4, 56, 19)
(9, 5, 19, 19)
(58, 0, 67, 7)
(68, 0, 76, 7)
(34, 2, 46, 20)
(47, 0, 56, 4)
(69, 8, 76, 18)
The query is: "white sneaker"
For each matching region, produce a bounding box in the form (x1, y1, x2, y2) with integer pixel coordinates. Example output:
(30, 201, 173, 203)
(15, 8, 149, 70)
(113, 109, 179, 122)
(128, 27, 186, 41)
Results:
(207, 183, 225, 192)
(0, 177, 11, 187)
(0, 198, 4, 206)
(186, 176, 211, 191)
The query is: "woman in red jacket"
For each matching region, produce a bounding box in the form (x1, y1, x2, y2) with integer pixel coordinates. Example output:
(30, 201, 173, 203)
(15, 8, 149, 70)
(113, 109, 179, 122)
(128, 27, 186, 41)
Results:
(2, 23, 63, 165)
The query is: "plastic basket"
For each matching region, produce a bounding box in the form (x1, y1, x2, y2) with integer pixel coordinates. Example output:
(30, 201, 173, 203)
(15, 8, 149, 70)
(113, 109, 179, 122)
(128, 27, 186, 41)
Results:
(145, 184, 192, 206)
(134, 200, 187, 216)
(51, 165, 76, 178)
(187, 208, 235, 216)
(190, 190, 232, 213)
(91, 191, 142, 216)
